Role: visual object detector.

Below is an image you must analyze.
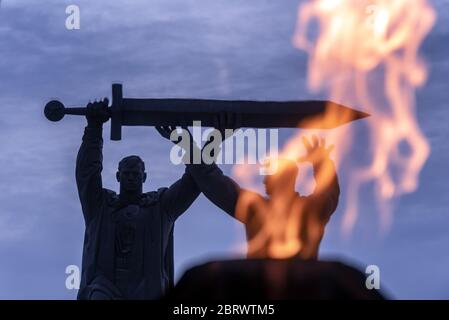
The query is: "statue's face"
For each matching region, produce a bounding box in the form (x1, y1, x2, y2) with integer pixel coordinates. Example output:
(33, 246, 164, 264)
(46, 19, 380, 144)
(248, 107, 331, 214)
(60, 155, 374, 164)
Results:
(262, 159, 298, 196)
(263, 174, 279, 196)
(117, 163, 146, 192)
(263, 169, 297, 196)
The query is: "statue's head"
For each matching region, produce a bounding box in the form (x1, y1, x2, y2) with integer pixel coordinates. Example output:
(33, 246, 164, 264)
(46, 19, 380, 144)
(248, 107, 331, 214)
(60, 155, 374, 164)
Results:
(116, 155, 147, 192)
(262, 158, 298, 197)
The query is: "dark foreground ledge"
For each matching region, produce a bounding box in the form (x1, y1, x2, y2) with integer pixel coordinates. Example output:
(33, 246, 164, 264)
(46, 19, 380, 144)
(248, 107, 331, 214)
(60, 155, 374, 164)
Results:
(169, 258, 386, 300)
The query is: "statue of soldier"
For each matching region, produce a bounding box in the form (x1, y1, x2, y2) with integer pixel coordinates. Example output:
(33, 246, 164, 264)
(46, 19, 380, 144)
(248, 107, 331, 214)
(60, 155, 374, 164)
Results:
(75, 98, 200, 299)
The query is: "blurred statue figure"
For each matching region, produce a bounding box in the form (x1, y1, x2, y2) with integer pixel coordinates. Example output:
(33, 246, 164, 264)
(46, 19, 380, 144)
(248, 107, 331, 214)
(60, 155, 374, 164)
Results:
(76, 99, 199, 299)
(167, 116, 340, 259)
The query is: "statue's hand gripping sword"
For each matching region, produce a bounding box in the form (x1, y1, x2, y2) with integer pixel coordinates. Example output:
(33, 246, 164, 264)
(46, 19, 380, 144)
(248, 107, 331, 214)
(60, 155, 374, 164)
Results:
(44, 83, 369, 141)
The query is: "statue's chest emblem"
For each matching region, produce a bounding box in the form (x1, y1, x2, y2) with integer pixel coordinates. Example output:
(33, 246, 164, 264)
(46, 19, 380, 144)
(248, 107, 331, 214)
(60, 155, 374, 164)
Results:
(115, 205, 142, 255)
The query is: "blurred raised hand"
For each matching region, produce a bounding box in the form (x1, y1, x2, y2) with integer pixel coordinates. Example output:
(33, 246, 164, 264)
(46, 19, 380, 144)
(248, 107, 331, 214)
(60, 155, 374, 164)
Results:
(297, 135, 334, 165)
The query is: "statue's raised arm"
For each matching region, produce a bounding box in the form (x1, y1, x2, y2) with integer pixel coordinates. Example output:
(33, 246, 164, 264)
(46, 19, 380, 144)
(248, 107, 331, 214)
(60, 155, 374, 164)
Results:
(75, 98, 109, 224)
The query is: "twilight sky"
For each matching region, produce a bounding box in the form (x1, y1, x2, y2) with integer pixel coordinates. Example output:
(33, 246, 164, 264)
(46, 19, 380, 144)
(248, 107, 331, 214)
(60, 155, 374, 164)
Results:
(0, 0, 448, 299)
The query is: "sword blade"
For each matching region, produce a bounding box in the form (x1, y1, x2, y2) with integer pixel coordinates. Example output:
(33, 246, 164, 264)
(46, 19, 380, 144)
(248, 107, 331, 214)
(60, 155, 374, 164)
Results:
(120, 98, 369, 129)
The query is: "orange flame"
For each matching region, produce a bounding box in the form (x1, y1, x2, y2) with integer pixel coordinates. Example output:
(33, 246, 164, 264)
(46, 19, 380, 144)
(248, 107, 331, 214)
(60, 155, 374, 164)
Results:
(232, 0, 436, 258)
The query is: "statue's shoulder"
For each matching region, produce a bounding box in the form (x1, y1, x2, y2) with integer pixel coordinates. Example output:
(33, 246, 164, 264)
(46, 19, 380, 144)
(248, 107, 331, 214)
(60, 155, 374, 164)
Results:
(103, 188, 119, 206)
(140, 189, 166, 207)
(100, 189, 167, 207)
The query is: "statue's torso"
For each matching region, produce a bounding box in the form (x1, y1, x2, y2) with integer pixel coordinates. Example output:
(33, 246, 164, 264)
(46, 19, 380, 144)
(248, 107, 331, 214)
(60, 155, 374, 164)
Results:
(113, 204, 146, 297)
(79, 189, 174, 300)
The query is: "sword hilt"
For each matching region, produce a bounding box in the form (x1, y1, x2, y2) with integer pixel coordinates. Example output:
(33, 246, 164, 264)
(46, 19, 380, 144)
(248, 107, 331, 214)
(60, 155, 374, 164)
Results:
(44, 83, 124, 140)
(44, 100, 112, 121)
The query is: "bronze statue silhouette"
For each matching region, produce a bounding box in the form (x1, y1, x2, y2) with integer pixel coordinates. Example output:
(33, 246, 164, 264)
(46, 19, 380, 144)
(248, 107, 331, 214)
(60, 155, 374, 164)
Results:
(162, 117, 340, 260)
(76, 99, 200, 299)
(41, 84, 367, 300)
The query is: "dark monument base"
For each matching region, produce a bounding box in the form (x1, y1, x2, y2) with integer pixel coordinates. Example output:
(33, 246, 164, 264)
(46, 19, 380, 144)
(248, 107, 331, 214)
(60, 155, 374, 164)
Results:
(169, 258, 386, 300)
